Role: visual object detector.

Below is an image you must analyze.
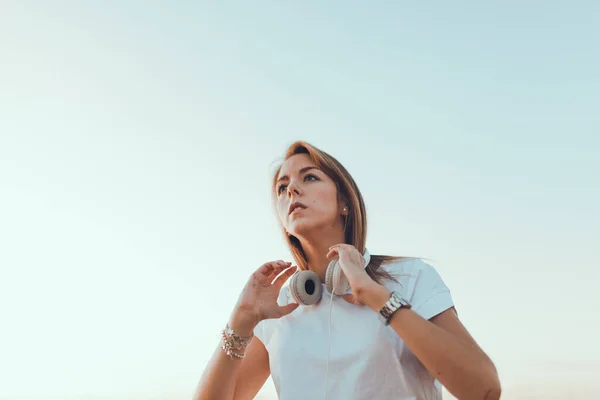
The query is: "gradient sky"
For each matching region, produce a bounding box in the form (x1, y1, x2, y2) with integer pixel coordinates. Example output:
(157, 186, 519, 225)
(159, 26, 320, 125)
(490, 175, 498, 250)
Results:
(1, 2, 598, 399)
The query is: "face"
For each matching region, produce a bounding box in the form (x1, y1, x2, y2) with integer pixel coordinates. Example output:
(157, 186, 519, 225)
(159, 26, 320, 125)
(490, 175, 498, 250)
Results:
(275, 154, 345, 238)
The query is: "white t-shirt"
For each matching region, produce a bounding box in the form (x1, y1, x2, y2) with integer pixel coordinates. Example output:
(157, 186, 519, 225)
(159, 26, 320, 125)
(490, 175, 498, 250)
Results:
(253, 257, 455, 400)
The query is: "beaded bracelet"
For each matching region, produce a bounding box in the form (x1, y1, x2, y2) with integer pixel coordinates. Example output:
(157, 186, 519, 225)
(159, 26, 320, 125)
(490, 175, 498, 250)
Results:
(220, 324, 253, 359)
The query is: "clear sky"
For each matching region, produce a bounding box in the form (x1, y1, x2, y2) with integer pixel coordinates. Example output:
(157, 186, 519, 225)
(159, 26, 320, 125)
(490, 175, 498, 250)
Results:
(1, 2, 598, 399)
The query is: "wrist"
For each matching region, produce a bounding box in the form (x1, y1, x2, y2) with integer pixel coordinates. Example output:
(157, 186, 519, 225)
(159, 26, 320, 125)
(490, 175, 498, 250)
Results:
(228, 307, 259, 337)
(221, 322, 254, 360)
(356, 281, 392, 312)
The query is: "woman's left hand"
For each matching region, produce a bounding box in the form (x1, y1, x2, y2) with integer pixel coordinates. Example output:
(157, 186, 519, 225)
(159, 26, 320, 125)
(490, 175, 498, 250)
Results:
(327, 243, 386, 306)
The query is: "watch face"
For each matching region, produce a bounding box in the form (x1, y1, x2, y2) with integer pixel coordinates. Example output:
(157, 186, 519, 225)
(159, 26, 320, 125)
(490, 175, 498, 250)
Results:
(379, 292, 412, 324)
(390, 293, 402, 307)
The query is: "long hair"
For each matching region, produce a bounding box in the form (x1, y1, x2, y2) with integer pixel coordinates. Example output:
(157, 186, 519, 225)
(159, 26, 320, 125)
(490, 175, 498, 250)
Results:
(271, 141, 407, 285)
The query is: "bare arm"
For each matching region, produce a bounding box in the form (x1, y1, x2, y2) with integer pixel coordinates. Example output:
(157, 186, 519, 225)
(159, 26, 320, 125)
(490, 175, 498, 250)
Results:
(327, 244, 501, 400)
(361, 284, 501, 400)
(194, 332, 270, 400)
(193, 261, 298, 400)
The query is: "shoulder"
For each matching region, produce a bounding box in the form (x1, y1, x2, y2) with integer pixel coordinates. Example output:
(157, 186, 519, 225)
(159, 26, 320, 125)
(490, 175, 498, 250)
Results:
(381, 257, 448, 285)
(380, 257, 455, 320)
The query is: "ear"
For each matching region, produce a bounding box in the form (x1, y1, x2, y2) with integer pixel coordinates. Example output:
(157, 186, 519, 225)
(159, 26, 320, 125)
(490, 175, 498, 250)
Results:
(341, 204, 349, 215)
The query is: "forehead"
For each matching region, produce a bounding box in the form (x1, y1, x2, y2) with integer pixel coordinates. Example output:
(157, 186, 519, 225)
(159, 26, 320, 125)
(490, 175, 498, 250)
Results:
(277, 153, 316, 177)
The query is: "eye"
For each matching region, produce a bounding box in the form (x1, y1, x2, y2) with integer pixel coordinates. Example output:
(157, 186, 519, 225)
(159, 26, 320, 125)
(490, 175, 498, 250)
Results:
(277, 173, 320, 195)
(304, 173, 319, 182)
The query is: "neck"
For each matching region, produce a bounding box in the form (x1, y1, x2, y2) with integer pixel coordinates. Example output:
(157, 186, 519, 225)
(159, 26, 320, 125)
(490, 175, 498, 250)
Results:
(298, 229, 346, 281)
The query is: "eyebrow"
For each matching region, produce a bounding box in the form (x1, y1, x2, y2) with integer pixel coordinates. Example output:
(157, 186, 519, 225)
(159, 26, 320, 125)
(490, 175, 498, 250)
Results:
(277, 166, 320, 183)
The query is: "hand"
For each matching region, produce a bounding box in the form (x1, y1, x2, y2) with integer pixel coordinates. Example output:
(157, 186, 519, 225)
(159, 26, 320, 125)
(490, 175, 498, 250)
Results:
(326, 244, 377, 306)
(229, 260, 299, 336)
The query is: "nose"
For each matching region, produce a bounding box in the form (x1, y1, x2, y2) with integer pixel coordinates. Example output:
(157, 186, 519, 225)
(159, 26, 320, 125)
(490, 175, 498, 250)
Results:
(287, 180, 301, 197)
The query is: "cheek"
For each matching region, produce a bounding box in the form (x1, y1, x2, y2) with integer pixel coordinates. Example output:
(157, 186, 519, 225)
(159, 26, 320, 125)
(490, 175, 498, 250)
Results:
(311, 188, 339, 215)
(277, 201, 287, 221)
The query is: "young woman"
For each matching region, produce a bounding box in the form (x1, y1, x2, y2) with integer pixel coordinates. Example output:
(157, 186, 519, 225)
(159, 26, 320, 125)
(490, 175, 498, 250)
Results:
(195, 141, 501, 400)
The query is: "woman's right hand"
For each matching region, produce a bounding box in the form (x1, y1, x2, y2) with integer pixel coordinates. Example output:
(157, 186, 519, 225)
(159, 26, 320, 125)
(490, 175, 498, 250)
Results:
(228, 260, 299, 336)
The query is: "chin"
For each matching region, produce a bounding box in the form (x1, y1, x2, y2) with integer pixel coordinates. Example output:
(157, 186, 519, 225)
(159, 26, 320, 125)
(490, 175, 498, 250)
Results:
(288, 221, 315, 238)
(288, 227, 309, 240)
(288, 219, 331, 240)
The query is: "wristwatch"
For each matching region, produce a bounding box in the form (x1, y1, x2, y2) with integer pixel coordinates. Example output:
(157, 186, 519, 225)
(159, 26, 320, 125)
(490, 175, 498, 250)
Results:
(378, 291, 411, 325)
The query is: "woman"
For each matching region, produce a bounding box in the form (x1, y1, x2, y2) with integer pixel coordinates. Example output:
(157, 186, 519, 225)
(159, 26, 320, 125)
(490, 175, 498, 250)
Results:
(195, 141, 501, 400)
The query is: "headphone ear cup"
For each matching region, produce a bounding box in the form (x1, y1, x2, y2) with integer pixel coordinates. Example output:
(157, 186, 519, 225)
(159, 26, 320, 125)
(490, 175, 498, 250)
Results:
(289, 270, 323, 305)
(363, 248, 371, 268)
(325, 259, 349, 296)
(324, 259, 335, 294)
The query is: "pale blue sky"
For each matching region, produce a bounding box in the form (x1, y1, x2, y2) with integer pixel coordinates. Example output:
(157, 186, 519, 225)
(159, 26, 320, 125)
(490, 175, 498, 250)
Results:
(1, 2, 598, 399)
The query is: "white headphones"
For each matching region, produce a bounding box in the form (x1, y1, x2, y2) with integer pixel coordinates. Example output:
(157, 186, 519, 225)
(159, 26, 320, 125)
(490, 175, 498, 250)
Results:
(286, 247, 371, 399)
(288, 248, 371, 305)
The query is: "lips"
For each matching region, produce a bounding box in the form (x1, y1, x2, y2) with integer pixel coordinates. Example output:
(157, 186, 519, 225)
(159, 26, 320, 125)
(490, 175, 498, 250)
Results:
(288, 201, 308, 215)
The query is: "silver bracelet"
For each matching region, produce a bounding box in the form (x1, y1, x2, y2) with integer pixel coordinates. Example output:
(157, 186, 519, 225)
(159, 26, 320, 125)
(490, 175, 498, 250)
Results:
(220, 324, 253, 359)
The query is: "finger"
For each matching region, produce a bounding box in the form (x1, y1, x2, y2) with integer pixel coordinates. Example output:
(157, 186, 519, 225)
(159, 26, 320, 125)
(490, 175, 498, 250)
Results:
(258, 260, 290, 275)
(330, 243, 357, 252)
(266, 269, 288, 284)
(273, 265, 298, 288)
(265, 264, 293, 286)
(276, 302, 299, 317)
(256, 260, 290, 284)
(326, 247, 340, 260)
(343, 294, 364, 306)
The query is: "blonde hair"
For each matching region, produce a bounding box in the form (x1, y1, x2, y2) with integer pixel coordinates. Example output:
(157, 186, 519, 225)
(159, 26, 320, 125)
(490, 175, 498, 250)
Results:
(271, 141, 405, 284)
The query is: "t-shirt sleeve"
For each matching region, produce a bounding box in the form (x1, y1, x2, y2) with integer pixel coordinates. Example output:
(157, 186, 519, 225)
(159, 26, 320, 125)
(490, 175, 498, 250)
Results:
(253, 318, 267, 345)
(384, 258, 455, 320)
